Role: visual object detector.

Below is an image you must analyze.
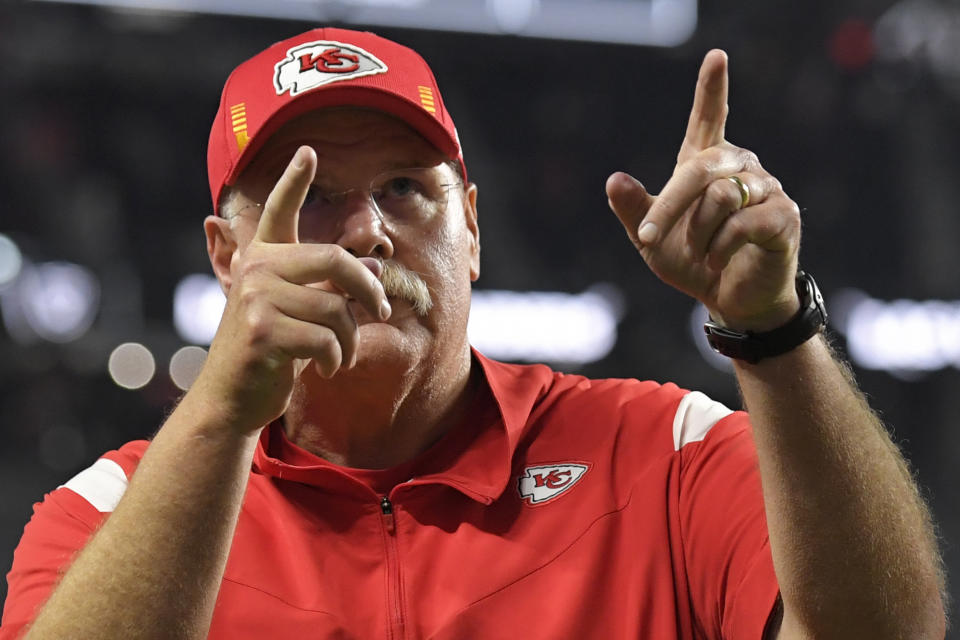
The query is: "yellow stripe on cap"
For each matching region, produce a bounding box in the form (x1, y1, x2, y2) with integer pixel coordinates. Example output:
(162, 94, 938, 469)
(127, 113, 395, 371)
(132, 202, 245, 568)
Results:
(235, 130, 249, 151)
(417, 86, 437, 114)
(229, 103, 249, 151)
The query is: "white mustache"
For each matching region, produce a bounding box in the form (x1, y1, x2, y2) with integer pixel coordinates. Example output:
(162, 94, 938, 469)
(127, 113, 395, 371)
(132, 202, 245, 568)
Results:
(380, 260, 433, 316)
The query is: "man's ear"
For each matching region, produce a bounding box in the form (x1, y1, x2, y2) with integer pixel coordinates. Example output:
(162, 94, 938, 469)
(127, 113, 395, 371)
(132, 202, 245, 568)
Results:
(204, 215, 237, 295)
(463, 183, 480, 281)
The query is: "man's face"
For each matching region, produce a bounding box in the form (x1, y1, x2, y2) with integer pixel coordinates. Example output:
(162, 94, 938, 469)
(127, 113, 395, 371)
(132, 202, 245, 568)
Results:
(215, 108, 480, 371)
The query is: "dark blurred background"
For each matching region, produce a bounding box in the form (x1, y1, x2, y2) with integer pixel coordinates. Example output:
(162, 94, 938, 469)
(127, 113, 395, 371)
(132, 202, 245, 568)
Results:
(2, 0, 959, 631)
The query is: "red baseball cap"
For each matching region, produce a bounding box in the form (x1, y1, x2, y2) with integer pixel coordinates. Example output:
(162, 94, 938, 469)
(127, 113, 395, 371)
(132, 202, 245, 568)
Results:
(207, 27, 465, 215)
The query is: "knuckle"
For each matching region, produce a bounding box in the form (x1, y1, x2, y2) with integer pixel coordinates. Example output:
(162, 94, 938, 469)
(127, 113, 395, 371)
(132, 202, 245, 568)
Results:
(755, 215, 780, 238)
(322, 244, 349, 270)
(705, 180, 734, 208)
(787, 199, 801, 218)
(785, 208, 802, 235)
(725, 214, 748, 238)
(685, 158, 712, 185)
(237, 283, 263, 308)
(775, 195, 801, 220)
(739, 149, 760, 168)
(236, 260, 256, 280)
(244, 308, 274, 345)
(238, 252, 271, 278)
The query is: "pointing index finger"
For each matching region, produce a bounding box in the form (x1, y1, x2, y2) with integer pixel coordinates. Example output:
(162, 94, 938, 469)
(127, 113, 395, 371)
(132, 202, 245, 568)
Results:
(254, 145, 316, 244)
(677, 49, 729, 163)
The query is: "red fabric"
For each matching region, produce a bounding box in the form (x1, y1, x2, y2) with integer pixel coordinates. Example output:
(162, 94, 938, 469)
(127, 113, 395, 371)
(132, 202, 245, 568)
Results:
(0, 443, 147, 640)
(1, 353, 779, 639)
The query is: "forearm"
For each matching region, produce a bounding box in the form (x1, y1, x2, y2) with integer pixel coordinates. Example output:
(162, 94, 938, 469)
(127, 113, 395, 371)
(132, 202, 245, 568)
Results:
(25, 390, 260, 640)
(736, 336, 945, 638)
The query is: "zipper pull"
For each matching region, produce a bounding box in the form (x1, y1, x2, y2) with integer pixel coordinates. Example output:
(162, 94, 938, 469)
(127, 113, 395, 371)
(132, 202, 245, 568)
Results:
(380, 495, 396, 534)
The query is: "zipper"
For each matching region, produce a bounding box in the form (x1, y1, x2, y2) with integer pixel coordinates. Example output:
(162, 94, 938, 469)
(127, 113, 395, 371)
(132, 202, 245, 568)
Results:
(380, 495, 404, 638)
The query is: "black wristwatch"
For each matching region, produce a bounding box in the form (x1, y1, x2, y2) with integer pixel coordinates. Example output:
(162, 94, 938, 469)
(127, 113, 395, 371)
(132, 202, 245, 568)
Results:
(703, 271, 827, 364)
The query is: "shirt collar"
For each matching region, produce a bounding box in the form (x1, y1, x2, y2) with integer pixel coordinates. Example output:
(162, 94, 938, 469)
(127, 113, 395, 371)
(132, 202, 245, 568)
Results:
(251, 349, 554, 504)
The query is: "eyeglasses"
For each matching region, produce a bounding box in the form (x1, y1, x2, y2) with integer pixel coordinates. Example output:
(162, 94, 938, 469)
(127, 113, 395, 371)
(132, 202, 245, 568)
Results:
(237, 166, 462, 232)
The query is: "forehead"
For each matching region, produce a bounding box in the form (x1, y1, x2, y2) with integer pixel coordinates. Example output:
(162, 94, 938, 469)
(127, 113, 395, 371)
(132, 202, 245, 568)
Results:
(244, 108, 449, 181)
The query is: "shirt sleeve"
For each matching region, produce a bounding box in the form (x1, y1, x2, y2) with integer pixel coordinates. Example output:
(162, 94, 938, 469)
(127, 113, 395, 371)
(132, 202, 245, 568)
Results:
(0, 489, 105, 640)
(677, 409, 780, 640)
(0, 442, 144, 640)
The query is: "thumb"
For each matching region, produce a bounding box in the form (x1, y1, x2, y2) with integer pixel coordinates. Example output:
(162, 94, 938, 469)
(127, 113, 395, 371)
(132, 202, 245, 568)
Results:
(606, 172, 656, 249)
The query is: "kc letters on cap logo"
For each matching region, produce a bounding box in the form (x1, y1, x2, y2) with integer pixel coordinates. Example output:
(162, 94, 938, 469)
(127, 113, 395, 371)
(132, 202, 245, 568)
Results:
(518, 463, 589, 505)
(274, 40, 388, 96)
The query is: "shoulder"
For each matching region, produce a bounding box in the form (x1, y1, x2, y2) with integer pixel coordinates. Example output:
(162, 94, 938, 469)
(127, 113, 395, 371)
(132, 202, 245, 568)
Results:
(1, 440, 149, 636)
(55, 439, 150, 522)
(481, 351, 742, 456)
(477, 349, 692, 423)
(539, 368, 740, 452)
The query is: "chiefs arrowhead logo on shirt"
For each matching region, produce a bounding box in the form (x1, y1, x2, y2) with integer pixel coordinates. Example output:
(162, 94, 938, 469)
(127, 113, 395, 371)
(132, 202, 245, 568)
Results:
(518, 463, 589, 505)
(274, 40, 388, 97)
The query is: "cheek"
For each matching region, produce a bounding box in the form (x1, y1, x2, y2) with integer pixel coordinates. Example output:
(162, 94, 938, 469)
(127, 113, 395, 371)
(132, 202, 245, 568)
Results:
(419, 221, 476, 323)
(422, 216, 474, 282)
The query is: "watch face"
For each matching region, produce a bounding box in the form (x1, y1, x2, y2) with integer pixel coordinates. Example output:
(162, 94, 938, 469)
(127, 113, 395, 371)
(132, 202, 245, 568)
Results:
(801, 271, 828, 324)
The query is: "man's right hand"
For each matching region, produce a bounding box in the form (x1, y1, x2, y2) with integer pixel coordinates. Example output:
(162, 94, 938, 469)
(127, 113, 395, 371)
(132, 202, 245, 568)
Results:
(194, 145, 393, 434)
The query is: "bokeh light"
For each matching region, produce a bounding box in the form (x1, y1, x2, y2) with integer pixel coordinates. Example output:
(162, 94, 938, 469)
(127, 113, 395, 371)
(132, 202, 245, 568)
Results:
(0, 235, 23, 290)
(169, 345, 208, 391)
(108, 343, 156, 390)
(18, 262, 100, 344)
(173, 274, 226, 346)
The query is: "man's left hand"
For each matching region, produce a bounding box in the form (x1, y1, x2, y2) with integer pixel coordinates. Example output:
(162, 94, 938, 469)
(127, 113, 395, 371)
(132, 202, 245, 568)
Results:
(606, 49, 802, 332)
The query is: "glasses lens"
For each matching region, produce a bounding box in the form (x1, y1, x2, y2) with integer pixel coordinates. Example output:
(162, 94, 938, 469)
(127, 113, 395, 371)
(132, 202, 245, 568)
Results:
(371, 167, 456, 223)
(294, 167, 458, 239)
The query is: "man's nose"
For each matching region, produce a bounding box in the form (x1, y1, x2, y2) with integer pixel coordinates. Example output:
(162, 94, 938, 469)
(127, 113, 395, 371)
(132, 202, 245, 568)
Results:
(335, 193, 395, 259)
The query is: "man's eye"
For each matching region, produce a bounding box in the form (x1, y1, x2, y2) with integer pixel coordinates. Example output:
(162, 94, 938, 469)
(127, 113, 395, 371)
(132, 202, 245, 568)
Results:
(303, 186, 338, 208)
(384, 177, 419, 197)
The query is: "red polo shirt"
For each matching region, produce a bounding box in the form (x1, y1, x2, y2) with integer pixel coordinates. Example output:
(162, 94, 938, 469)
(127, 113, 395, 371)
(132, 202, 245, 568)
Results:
(2, 352, 779, 639)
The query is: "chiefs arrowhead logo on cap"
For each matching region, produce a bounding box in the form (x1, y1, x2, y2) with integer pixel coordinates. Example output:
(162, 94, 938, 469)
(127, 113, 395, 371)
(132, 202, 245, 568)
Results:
(274, 40, 388, 97)
(518, 463, 589, 505)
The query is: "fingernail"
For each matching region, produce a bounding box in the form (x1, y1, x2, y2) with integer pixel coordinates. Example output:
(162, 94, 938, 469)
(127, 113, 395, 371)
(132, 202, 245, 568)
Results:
(380, 299, 392, 321)
(293, 147, 308, 169)
(637, 222, 659, 245)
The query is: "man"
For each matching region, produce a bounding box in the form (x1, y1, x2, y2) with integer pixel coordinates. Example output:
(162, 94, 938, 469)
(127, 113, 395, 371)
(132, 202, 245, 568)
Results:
(0, 27, 946, 639)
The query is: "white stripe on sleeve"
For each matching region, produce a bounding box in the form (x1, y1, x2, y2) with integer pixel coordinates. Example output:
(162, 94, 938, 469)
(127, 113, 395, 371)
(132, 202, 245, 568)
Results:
(672, 391, 734, 451)
(59, 458, 129, 513)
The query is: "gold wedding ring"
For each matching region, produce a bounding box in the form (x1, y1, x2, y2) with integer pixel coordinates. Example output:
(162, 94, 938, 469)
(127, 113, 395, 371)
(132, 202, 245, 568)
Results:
(726, 175, 750, 210)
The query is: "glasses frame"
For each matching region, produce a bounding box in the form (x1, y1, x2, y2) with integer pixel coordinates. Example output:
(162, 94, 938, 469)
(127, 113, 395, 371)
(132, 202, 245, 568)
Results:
(233, 165, 464, 230)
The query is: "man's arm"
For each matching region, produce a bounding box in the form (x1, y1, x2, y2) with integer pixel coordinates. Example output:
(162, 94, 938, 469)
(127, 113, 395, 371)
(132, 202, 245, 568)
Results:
(21, 146, 392, 639)
(22, 396, 260, 640)
(740, 336, 944, 639)
(607, 50, 945, 638)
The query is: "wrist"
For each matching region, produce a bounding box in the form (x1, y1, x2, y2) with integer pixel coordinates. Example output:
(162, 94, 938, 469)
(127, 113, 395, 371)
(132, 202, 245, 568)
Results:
(704, 271, 828, 364)
(708, 293, 801, 333)
(177, 375, 274, 439)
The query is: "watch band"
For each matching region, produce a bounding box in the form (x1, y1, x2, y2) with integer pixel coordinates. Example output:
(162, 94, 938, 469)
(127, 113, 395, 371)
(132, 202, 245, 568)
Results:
(703, 271, 828, 364)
